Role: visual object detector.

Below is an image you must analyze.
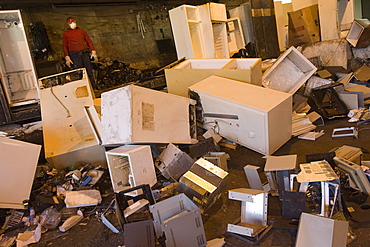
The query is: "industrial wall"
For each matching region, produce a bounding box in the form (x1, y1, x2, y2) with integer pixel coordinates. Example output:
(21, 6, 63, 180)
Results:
(20, 3, 177, 70)
(15, 0, 245, 70)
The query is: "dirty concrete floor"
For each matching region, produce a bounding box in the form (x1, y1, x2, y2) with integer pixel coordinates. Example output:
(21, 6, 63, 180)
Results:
(4, 117, 370, 247)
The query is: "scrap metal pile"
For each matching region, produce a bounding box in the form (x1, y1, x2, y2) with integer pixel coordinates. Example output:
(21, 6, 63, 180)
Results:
(93, 60, 166, 91)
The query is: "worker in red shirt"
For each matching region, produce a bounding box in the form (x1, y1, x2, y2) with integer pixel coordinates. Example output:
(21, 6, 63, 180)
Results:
(63, 17, 98, 88)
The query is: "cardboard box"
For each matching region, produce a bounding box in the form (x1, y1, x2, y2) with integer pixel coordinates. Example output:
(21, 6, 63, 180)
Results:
(165, 58, 262, 97)
(288, 4, 320, 46)
(189, 76, 292, 155)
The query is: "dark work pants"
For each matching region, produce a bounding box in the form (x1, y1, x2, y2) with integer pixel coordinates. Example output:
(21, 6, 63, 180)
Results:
(69, 50, 95, 87)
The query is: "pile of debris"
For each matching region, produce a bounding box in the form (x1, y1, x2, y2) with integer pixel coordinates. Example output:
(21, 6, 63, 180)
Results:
(3, 11, 370, 247)
(92, 60, 167, 92)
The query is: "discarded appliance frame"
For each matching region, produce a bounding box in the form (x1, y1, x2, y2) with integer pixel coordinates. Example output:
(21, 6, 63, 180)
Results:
(264, 155, 297, 197)
(227, 188, 272, 240)
(115, 184, 156, 225)
(101, 84, 197, 145)
(156, 143, 194, 181)
(38, 68, 106, 169)
(105, 145, 157, 194)
(165, 58, 262, 97)
(149, 193, 206, 247)
(262, 46, 317, 94)
(334, 156, 370, 195)
(189, 75, 292, 155)
(0, 10, 41, 125)
(177, 158, 228, 212)
(203, 151, 229, 171)
(346, 19, 370, 48)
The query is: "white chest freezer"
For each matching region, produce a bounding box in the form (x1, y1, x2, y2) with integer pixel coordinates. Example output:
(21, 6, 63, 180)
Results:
(189, 76, 292, 155)
(165, 58, 262, 97)
(101, 85, 197, 145)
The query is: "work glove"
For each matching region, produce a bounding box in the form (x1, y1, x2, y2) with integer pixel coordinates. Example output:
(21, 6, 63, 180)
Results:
(90, 50, 98, 62)
(65, 56, 73, 68)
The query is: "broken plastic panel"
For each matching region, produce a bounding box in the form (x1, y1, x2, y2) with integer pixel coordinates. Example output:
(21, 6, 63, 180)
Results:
(149, 193, 206, 247)
(304, 76, 332, 97)
(188, 137, 217, 159)
(0, 137, 41, 209)
(227, 188, 268, 237)
(296, 213, 348, 247)
(297, 160, 339, 183)
(202, 128, 223, 143)
(177, 158, 228, 212)
(106, 145, 157, 194)
(281, 191, 306, 219)
(124, 220, 155, 247)
(298, 130, 325, 140)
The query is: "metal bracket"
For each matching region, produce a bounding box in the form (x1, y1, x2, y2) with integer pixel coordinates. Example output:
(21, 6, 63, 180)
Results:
(332, 127, 358, 139)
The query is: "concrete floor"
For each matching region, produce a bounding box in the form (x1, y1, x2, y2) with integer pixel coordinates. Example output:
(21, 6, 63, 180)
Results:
(3, 117, 370, 246)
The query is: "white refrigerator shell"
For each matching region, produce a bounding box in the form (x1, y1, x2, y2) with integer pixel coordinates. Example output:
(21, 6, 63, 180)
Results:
(189, 76, 292, 155)
(101, 85, 196, 145)
(39, 69, 106, 168)
(169, 4, 213, 59)
(0, 10, 39, 107)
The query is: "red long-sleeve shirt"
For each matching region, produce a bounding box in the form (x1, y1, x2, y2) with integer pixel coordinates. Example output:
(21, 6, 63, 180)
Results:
(63, 27, 95, 56)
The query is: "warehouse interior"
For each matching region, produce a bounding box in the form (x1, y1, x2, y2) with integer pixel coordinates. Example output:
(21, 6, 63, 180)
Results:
(1, 0, 370, 246)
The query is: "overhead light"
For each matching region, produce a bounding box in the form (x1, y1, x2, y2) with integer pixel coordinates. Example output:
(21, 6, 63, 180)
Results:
(52, 2, 137, 8)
